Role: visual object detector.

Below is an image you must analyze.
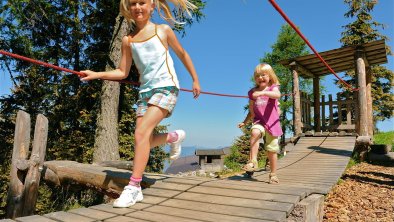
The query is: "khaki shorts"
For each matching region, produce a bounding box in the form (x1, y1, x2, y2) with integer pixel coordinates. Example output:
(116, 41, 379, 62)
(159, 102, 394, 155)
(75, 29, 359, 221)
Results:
(251, 123, 280, 153)
(136, 86, 179, 118)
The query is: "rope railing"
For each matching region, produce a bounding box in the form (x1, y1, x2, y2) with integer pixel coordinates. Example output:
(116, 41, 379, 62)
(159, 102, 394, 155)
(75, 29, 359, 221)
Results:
(0, 50, 295, 98)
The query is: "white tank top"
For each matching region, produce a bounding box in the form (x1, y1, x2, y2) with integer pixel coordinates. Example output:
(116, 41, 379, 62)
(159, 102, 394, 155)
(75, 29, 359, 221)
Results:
(129, 25, 179, 93)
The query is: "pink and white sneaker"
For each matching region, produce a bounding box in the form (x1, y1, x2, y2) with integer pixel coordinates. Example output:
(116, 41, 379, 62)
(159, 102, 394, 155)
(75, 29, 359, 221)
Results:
(169, 130, 186, 160)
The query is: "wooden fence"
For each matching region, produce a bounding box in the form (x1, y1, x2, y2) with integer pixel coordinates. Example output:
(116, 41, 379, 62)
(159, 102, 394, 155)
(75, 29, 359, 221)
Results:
(299, 91, 357, 133)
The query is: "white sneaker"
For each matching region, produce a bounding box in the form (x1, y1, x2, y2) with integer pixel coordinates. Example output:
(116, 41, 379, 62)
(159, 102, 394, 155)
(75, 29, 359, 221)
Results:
(113, 185, 143, 208)
(169, 130, 186, 160)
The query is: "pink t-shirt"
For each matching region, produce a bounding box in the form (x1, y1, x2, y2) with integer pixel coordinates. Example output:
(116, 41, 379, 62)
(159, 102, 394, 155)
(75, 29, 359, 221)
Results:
(248, 84, 283, 137)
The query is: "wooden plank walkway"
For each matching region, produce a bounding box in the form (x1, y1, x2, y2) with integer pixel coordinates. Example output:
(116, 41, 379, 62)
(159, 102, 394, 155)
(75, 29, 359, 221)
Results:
(3, 136, 356, 222)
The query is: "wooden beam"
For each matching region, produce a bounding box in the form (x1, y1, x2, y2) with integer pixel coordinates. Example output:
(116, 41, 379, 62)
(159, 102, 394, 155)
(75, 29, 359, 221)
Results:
(43, 160, 130, 197)
(290, 61, 314, 78)
(97, 160, 133, 171)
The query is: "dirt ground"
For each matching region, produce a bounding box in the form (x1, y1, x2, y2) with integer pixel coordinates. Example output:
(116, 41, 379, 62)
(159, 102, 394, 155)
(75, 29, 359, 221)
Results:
(323, 161, 394, 222)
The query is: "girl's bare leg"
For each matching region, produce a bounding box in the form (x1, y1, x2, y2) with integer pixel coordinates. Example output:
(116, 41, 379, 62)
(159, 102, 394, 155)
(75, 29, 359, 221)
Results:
(132, 105, 168, 179)
(267, 151, 277, 174)
(250, 129, 261, 162)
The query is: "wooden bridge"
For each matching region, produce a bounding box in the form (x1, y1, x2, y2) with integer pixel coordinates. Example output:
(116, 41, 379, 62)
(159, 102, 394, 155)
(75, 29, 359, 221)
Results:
(2, 135, 356, 222)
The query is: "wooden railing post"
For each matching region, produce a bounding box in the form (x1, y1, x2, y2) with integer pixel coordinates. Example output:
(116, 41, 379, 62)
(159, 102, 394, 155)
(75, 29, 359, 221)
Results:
(337, 93, 342, 126)
(366, 67, 373, 136)
(6, 111, 31, 219)
(306, 93, 311, 127)
(321, 95, 326, 130)
(6, 111, 48, 219)
(346, 94, 352, 127)
(292, 70, 302, 136)
(355, 48, 368, 136)
(22, 114, 48, 215)
(329, 94, 333, 126)
(313, 76, 320, 132)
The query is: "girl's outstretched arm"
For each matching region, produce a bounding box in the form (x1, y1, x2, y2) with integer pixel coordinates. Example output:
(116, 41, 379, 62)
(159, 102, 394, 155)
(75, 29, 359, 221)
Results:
(238, 100, 255, 128)
(252, 86, 281, 99)
(80, 36, 133, 81)
(164, 24, 201, 98)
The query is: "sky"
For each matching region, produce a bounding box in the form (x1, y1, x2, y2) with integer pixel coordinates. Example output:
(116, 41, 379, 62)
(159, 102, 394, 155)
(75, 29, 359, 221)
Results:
(1, 0, 393, 148)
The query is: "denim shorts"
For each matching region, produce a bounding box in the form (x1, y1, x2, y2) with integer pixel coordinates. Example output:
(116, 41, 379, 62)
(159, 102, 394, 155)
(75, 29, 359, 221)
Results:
(136, 86, 179, 118)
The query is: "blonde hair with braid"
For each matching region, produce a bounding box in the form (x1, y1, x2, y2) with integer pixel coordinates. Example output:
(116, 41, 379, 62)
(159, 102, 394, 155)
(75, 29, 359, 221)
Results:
(120, 0, 196, 24)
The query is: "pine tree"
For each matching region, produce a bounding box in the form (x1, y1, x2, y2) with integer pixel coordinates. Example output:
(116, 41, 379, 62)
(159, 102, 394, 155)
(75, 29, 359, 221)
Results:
(339, 0, 393, 129)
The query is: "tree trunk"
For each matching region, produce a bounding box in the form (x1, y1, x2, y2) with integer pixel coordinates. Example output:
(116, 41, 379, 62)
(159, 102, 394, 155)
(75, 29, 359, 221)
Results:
(93, 15, 132, 163)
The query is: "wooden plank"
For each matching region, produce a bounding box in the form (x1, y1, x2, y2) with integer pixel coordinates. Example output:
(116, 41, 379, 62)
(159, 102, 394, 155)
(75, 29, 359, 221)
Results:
(160, 199, 286, 222)
(144, 205, 270, 222)
(140, 195, 168, 204)
(201, 181, 309, 198)
(149, 181, 194, 191)
(125, 211, 201, 222)
(187, 186, 299, 204)
(14, 215, 56, 222)
(104, 216, 146, 222)
(142, 187, 182, 198)
(90, 203, 137, 215)
(44, 211, 96, 222)
(68, 207, 118, 220)
(162, 177, 213, 185)
(174, 192, 294, 215)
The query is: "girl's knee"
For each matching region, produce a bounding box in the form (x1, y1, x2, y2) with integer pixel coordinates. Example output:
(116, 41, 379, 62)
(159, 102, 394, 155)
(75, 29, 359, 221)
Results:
(134, 128, 150, 143)
(250, 129, 261, 139)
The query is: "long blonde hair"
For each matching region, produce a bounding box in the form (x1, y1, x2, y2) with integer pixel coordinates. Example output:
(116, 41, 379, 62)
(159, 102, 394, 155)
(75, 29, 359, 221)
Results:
(120, 0, 196, 24)
(253, 63, 280, 86)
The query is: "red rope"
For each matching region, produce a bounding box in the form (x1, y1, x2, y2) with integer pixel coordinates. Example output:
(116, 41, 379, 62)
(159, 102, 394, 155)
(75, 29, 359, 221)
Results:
(0, 50, 250, 98)
(0, 50, 297, 98)
(268, 0, 359, 91)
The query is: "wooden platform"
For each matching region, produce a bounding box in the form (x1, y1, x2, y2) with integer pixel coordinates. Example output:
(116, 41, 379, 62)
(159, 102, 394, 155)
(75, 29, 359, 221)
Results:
(3, 136, 356, 222)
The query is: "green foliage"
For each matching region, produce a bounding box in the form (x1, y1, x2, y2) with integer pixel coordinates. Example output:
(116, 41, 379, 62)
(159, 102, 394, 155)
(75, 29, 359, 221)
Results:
(373, 131, 394, 151)
(338, 0, 394, 123)
(173, 0, 206, 36)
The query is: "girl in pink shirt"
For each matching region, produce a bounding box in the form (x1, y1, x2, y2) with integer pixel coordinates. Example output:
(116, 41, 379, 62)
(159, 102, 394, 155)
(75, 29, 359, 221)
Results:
(238, 63, 282, 184)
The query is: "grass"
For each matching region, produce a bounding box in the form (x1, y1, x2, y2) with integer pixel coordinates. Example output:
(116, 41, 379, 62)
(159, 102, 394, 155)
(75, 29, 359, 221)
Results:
(374, 131, 394, 151)
(346, 131, 394, 168)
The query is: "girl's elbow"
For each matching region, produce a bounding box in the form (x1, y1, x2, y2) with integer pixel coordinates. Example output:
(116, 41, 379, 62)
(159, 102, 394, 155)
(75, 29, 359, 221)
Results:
(116, 69, 128, 79)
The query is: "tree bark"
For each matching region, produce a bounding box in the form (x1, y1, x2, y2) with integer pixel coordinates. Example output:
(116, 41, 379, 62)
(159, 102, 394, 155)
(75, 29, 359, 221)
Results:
(93, 15, 132, 163)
